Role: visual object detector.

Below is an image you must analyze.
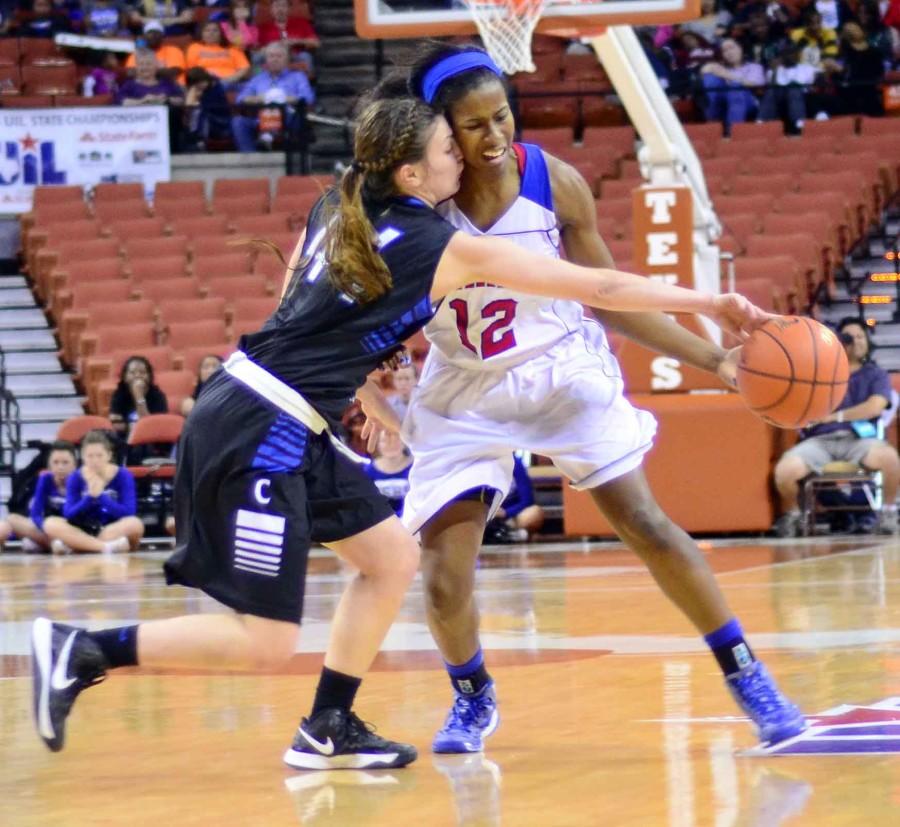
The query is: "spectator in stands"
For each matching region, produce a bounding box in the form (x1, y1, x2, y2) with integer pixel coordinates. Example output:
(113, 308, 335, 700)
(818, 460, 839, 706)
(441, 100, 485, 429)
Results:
(14, 0, 70, 37)
(700, 37, 764, 128)
(387, 362, 417, 422)
(126, 20, 187, 83)
(836, 20, 886, 115)
(0, 441, 77, 554)
(772, 318, 900, 537)
(856, 0, 898, 65)
(231, 40, 313, 151)
(484, 455, 545, 544)
(129, 0, 194, 37)
(257, 0, 318, 75)
(108, 355, 169, 438)
(220, 0, 257, 52)
(43, 430, 144, 555)
(790, 7, 840, 71)
(637, 27, 674, 88)
(737, 11, 788, 68)
(758, 41, 817, 130)
(84, 0, 128, 37)
(342, 401, 368, 457)
(83, 50, 121, 96)
(183, 66, 231, 147)
(186, 18, 251, 87)
(116, 48, 184, 105)
(181, 353, 223, 416)
(680, 0, 731, 43)
(364, 429, 412, 517)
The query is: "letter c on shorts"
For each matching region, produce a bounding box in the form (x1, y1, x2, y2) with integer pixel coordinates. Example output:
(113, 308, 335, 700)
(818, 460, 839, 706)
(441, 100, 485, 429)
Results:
(253, 479, 272, 505)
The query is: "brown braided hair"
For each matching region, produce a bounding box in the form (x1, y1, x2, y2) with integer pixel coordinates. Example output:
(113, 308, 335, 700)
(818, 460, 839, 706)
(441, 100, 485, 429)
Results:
(325, 97, 440, 303)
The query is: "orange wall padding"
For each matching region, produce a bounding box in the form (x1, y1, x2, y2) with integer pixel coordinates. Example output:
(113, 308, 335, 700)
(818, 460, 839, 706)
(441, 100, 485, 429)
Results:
(563, 392, 778, 535)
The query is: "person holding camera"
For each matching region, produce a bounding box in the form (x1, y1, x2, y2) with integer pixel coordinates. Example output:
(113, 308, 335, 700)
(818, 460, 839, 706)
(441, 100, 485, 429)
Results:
(772, 318, 900, 537)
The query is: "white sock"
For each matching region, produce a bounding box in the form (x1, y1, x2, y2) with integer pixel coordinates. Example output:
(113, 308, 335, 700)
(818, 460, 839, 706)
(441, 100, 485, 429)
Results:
(102, 537, 131, 555)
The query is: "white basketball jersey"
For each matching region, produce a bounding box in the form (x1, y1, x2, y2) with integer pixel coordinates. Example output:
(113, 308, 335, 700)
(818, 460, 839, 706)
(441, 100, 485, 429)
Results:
(424, 143, 585, 370)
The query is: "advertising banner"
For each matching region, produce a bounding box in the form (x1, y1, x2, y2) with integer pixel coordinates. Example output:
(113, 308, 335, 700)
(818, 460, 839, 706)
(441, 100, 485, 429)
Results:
(0, 105, 170, 213)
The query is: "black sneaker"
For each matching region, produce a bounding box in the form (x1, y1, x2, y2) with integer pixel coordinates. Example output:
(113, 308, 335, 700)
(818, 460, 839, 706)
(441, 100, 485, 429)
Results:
(31, 617, 108, 752)
(283, 708, 418, 771)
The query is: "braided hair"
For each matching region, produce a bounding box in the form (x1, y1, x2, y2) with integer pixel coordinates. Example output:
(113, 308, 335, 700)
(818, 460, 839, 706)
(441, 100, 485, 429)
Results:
(326, 97, 440, 303)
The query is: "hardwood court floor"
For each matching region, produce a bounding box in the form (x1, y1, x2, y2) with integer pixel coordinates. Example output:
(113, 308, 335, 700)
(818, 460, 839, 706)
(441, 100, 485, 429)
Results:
(1, 536, 900, 827)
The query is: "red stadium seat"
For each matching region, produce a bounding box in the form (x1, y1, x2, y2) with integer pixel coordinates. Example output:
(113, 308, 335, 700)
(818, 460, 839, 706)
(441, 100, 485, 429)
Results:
(0, 94, 53, 108)
(157, 297, 227, 327)
(20, 63, 76, 94)
(192, 252, 251, 281)
(213, 193, 269, 220)
(154, 196, 210, 224)
(93, 182, 146, 205)
(212, 177, 270, 202)
(134, 277, 201, 304)
(154, 371, 197, 414)
(801, 116, 857, 138)
(107, 217, 168, 241)
(170, 215, 231, 239)
(61, 299, 155, 367)
(80, 321, 157, 362)
(47, 257, 126, 318)
(203, 274, 273, 302)
(35, 238, 121, 301)
(178, 345, 233, 375)
(124, 235, 190, 263)
(128, 256, 191, 283)
(31, 185, 84, 207)
(94, 199, 151, 224)
(232, 213, 293, 236)
(57, 416, 115, 444)
(581, 126, 637, 158)
(727, 174, 796, 198)
(166, 319, 230, 351)
(276, 175, 334, 199)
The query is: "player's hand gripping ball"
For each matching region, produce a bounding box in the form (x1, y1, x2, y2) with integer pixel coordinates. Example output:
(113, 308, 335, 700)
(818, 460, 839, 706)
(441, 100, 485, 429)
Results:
(736, 316, 849, 429)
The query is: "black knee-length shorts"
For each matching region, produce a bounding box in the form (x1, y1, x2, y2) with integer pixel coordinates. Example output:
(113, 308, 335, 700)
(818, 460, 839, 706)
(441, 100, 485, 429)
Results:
(163, 373, 395, 623)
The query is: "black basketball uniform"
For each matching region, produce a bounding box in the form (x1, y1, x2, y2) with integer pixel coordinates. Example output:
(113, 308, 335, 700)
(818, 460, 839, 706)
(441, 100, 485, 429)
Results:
(164, 194, 457, 623)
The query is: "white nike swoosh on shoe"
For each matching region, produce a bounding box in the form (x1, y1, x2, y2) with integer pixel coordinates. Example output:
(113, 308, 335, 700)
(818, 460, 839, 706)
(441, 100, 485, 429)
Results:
(296, 727, 335, 755)
(50, 631, 78, 691)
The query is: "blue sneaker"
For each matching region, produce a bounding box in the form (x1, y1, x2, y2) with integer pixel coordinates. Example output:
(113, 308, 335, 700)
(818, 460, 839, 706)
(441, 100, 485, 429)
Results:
(726, 661, 807, 746)
(432, 684, 499, 754)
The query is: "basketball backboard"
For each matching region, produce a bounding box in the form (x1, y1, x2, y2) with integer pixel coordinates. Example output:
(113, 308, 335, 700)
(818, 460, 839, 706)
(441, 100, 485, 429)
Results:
(354, 0, 700, 39)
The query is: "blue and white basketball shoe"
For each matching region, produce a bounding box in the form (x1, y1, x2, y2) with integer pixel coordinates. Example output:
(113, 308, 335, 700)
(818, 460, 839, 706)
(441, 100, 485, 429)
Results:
(726, 661, 807, 745)
(432, 683, 499, 754)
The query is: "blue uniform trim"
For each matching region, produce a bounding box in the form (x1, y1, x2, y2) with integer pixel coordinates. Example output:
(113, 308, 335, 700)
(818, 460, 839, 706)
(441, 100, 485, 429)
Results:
(360, 295, 435, 354)
(516, 143, 554, 213)
(251, 412, 309, 473)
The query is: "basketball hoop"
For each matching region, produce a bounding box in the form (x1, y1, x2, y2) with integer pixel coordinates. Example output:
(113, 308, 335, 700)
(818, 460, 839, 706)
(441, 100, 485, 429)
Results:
(460, 0, 547, 74)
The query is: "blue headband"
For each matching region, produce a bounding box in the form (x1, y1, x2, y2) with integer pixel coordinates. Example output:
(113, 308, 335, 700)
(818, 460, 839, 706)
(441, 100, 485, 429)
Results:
(421, 52, 503, 104)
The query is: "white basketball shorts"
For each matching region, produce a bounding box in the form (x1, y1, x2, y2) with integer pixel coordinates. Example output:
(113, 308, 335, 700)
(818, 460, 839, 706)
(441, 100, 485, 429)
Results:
(401, 320, 657, 534)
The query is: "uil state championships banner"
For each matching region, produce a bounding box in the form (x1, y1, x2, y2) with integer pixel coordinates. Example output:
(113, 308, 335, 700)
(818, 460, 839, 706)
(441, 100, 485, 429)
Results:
(0, 105, 171, 214)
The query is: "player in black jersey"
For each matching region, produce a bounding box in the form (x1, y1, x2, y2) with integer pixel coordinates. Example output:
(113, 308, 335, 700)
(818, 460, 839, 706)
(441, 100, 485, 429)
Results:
(31, 95, 771, 772)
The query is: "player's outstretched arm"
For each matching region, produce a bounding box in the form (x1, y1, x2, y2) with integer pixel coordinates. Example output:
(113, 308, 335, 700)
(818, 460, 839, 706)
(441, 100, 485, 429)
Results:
(431, 232, 771, 340)
(549, 155, 734, 382)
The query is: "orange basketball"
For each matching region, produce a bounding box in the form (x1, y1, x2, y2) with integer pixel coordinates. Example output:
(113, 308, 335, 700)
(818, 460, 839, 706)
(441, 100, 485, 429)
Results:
(737, 316, 849, 429)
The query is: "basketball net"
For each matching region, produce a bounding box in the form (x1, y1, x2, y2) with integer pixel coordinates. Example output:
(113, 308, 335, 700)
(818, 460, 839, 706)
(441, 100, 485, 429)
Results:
(460, 0, 547, 74)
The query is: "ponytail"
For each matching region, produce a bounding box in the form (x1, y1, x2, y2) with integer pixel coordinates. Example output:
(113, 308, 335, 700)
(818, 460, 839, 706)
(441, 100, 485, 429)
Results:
(325, 164, 393, 303)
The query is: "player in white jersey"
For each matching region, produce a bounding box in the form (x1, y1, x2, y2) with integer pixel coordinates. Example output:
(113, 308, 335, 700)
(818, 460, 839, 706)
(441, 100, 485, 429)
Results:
(394, 44, 807, 754)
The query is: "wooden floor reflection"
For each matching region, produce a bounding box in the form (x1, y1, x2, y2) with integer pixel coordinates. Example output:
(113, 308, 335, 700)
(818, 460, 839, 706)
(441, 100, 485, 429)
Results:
(1, 536, 899, 826)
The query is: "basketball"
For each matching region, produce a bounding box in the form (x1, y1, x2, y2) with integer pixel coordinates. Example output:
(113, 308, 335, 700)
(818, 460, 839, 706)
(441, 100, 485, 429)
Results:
(737, 316, 850, 429)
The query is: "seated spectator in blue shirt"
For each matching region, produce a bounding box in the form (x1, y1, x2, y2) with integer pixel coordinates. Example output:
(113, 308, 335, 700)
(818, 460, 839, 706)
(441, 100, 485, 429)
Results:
(484, 454, 545, 543)
(0, 441, 76, 553)
(116, 48, 184, 106)
(43, 430, 145, 554)
(84, 0, 127, 37)
(231, 41, 314, 152)
(364, 430, 411, 517)
(14, 0, 70, 37)
(773, 318, 900, 537)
